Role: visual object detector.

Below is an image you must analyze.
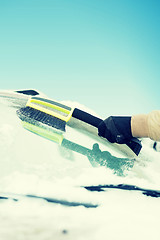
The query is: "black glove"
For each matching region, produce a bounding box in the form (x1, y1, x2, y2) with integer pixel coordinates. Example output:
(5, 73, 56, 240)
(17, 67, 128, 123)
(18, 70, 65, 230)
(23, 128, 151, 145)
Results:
(98, 116, 133, 144)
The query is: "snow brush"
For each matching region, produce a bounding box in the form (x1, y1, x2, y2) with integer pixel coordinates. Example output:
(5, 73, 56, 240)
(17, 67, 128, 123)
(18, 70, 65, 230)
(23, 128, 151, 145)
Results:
(17, 96, 142, 156)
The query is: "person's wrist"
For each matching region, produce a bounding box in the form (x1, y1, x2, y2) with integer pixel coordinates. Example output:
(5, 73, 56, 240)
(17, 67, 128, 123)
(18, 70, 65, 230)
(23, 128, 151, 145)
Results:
(131, 114, 148, 138)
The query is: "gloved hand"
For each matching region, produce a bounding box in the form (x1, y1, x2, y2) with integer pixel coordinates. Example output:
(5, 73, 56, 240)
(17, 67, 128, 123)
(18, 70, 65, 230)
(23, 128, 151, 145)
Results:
(98, 116, 133, 144)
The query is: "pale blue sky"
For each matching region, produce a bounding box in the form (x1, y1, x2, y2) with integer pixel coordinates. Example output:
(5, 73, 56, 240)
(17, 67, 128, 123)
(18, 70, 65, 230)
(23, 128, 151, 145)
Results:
(0, 0, 159, 117)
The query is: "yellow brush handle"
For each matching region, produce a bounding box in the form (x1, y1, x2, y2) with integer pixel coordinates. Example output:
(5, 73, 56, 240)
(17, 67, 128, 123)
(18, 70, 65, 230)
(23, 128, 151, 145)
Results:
(26, 98, 74, 122)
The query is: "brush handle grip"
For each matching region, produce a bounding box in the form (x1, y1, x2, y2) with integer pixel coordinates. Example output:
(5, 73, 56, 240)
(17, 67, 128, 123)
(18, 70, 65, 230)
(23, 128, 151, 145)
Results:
(72, 108, 102, 128)
(72, 108, 142, 156)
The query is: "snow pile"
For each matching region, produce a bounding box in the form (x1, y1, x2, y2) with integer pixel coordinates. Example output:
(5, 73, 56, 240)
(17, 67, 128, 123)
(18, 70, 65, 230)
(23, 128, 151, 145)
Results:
(0, 94, 160, 240)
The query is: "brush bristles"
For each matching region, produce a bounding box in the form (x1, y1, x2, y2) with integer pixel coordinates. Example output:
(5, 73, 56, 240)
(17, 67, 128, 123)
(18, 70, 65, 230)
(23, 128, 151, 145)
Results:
(17, 106, 66, 131)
